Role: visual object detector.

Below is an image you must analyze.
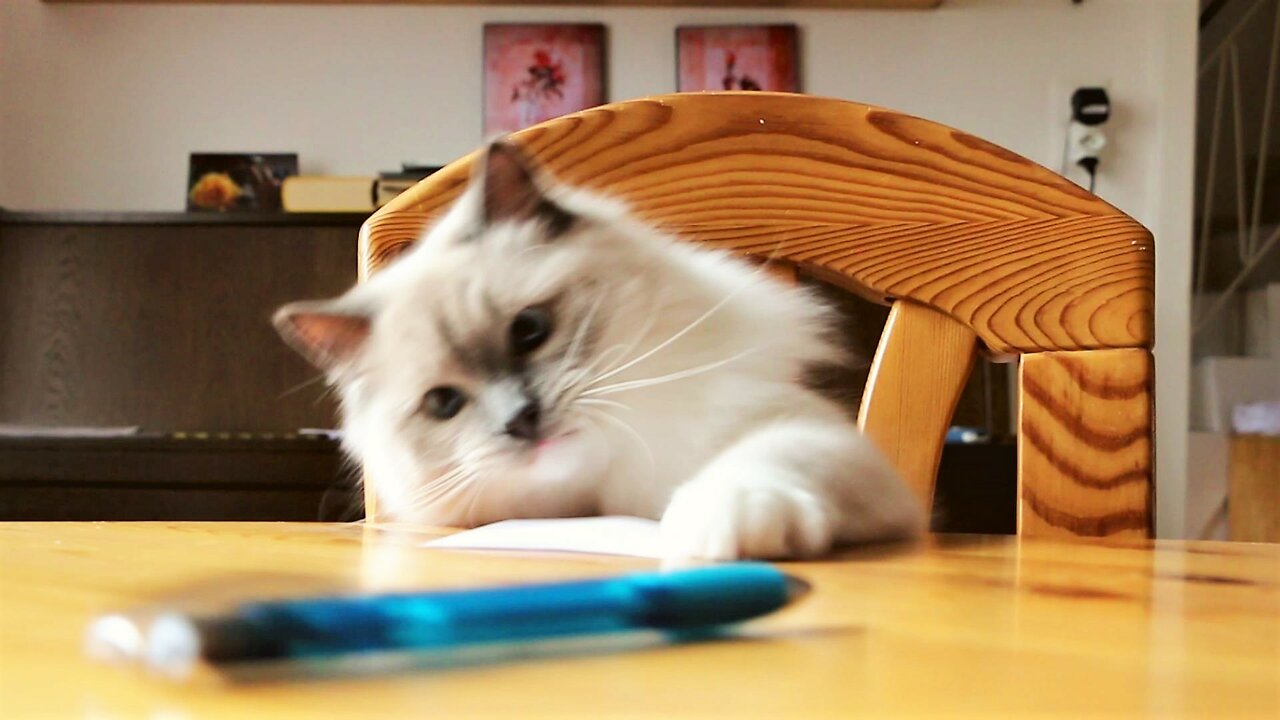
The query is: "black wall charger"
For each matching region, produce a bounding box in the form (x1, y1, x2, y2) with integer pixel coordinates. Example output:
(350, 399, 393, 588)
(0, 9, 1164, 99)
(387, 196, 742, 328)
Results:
(1066, 87, 1111, 193)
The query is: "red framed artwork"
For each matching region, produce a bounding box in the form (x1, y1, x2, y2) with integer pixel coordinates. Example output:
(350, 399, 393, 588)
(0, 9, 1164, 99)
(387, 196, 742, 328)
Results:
(483, 24, 607, 135)
(676, 25, 800, 93)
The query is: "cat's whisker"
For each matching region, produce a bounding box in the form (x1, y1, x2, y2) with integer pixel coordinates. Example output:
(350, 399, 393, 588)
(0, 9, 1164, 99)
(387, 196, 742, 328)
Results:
(551, 291, 655, 401)
(576, 404, 656, 479)
(757, 236, 790, 270)
(582, 348, 759, 398)
(311, 383, 342, 408)
(406, 476, 475, 516)
(558, 342, 629, 401)
(404, 465, 473, 511)
(586, 281, 749, 389)
(556, 289, 607, 381)
(451, 445, 506, 525)
(594, 250, 789, 391)
(404, 478, 465, 512)
(511, 242, 552, 261)
(544, 338, 629, 416)
(580, 251, 780, 397)
(460, 475, 490, 527)
(277, 373, 328, 400)
(575, 397, 633, 413)
(594, 299, 661, 374)
(584, 300, 663, 385)
(428, 472, 480, 512)
(547, 361, 596, 410)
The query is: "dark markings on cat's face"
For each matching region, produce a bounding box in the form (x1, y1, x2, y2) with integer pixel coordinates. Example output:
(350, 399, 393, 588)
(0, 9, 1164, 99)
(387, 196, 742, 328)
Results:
(435, 310, 512, 379)
(433, 296, 576, 382)
(535, 200, 576, 238)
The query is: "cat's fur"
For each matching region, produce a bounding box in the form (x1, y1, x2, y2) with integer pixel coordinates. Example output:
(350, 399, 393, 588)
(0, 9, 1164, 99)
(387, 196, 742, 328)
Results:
(275, 141, 923, 560)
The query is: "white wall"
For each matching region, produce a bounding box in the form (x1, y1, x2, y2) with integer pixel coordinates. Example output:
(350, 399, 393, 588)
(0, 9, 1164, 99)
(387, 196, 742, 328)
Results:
(0, 0, 1196, 536)
(1147, 0, 1198, 541)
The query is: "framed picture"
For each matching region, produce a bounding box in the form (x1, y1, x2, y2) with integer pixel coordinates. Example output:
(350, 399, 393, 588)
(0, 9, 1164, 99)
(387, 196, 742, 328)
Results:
(186, 153, 297, 212)
(676, 25, 800, 93)
(483, 23, 607, 135)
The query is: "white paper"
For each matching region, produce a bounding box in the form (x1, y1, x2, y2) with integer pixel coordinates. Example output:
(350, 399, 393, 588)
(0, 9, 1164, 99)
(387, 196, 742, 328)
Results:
(422, 516, 663, 559)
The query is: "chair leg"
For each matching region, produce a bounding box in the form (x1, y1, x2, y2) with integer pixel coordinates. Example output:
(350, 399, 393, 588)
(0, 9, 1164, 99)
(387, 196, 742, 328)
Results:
(1018, 349, 1154, 538)
(859, 301, 976, 513)
(363, 473, 379, 523)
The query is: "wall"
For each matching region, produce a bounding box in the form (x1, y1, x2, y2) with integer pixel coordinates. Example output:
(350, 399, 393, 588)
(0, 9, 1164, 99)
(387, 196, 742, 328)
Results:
(0, 0, 1197, 536)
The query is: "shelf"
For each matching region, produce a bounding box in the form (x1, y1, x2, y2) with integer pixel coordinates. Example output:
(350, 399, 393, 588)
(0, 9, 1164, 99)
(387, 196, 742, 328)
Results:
(0, 210, 370, 227)
(0, 434, 353, 521)
(44, 1, 943, 7)
(0, 433, 341, 455)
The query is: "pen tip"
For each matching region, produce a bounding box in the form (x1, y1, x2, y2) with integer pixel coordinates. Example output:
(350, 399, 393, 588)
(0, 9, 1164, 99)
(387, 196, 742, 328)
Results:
(784, 574, 812, 602)
(85, 614, 145, 665)
(146, 613, 202, 680)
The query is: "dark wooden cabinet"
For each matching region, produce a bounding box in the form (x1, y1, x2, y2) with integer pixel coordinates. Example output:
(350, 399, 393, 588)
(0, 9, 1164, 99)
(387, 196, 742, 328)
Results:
(0, 211, 365, 520)
(0, 434, 360, 522)
(0, 211, 364, 431)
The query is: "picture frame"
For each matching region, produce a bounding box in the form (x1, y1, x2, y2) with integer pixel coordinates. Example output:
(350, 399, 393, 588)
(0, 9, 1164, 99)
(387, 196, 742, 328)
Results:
(676, 25, 800, 94)
(483, 23, 607, 135)
(186, 153, 297, 212)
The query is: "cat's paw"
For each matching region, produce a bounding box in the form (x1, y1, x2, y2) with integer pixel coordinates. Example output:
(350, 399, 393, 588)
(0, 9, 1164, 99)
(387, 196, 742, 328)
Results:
(659, 479, 836, 562)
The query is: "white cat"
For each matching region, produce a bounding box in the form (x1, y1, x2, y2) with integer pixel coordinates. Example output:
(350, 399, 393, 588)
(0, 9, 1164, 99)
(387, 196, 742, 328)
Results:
(275, 141, 924, 560)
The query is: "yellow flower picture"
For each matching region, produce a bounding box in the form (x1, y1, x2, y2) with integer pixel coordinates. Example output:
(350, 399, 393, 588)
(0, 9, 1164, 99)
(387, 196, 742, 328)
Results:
(186, 153, 296, 212)
(188, 172, 243, 211)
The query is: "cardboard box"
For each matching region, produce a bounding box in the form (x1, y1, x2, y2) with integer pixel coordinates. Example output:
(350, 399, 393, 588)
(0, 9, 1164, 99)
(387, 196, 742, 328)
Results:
(1187, 432, 1229, 540)
(1269, 284, 1280, 360)
(1229, 435, 1280, 542)
(1243, 287, 1271, 358)
(1192, 292, 1243, 359)
(1191, 357, 1280, 431)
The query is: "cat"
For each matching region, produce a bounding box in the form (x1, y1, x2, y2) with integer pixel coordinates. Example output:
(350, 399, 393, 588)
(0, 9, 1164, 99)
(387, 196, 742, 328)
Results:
(274, 140, 924, 560)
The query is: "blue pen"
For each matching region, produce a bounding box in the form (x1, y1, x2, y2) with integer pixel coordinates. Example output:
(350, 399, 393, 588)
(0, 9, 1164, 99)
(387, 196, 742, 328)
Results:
(129, 563, 808, 678)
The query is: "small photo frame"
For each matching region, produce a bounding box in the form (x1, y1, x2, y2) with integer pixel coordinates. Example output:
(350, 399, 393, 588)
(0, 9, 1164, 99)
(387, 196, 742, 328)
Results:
(676, 25, 800, 93)
(186, 153, 297, 212)
(483, 23, 607, 135)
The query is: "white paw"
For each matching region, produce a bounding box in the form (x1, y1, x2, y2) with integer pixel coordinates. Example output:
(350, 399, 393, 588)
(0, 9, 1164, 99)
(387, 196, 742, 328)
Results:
(659, 480, 836, 562)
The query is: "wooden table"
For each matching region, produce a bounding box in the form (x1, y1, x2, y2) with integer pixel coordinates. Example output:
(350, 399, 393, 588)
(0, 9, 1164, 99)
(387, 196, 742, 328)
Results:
(1, 523, 1277, 718)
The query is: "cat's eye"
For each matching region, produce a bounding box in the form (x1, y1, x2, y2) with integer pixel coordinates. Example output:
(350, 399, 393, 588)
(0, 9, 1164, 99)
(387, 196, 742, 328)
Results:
(423, 386, 466, 420)
(510, 307, 553, 356)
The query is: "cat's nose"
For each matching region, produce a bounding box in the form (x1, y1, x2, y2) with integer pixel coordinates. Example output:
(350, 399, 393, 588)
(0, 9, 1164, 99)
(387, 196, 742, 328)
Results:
(504, 401, 541, 441)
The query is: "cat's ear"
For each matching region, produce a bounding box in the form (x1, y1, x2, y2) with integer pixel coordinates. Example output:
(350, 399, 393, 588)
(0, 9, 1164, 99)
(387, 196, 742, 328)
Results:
(273, 300, 371, 373)
(476, 140, 574, 235)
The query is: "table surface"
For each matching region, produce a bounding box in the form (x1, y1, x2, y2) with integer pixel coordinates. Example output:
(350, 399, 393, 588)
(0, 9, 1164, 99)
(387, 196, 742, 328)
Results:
(1, 523, 1277, 719)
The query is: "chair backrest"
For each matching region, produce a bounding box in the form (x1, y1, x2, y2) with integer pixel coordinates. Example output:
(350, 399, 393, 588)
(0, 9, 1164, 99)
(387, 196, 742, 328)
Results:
(359, 92, 1155, 539)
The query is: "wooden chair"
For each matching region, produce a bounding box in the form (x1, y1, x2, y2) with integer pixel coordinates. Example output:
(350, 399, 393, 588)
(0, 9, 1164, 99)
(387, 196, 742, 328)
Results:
(358, 92, 1155, 539)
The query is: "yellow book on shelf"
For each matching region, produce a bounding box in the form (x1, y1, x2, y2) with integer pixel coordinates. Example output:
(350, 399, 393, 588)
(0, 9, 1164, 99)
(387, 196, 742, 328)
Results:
(281, 176, 375, 213)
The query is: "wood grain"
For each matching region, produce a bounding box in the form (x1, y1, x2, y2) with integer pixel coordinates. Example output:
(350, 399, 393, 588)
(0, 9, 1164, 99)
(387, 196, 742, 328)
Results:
(0, 219, 359, 431)
(1018, 349, 1154, 538)
(857, 301, 975, 510)
(1, 522, 1277, 718)
(1229, 435, 1280, 542)
(363, 470, 379, 524)
(361, 93, 1153, 356)
(751, 256, 799, 285)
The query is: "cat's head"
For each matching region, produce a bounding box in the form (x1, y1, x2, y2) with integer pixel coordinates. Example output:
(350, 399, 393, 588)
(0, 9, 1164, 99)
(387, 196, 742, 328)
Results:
(274, 141, 660, 523)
